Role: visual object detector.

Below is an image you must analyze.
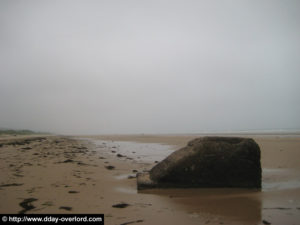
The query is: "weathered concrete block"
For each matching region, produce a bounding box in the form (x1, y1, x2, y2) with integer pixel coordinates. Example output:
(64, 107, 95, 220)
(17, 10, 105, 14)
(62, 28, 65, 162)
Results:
(137, 137, 261, 189)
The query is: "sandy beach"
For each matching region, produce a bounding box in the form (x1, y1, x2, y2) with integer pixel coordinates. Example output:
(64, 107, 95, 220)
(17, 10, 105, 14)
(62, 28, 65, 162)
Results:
(0, 134, 300, 225)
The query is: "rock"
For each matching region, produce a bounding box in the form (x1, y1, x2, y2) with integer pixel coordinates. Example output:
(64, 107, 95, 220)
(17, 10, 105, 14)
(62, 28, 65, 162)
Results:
(137, 137, 261, 189)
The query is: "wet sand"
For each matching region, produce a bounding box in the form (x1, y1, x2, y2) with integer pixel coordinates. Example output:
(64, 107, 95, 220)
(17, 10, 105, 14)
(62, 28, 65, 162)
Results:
(0, 134, 299, 225)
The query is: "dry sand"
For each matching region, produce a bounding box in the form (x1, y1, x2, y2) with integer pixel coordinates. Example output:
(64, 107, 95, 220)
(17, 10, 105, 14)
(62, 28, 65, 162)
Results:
(0, 134, 299, 225)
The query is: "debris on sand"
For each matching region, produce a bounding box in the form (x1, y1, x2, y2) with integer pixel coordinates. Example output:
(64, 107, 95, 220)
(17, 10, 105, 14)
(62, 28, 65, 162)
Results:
(3, 137, 46, 146)
(59, 206, 72, 211)
(42, 201, 53, 206)
(263, 207, 292, 210)
(105, 165, 115, 170)
(262, 219, 271, 225)
(120, 220, 144, 225)
(63, 159, 74, 163)
(0, 183, 23, 188)
(19, 198, 38, 214)
(112, 203, 130, 208)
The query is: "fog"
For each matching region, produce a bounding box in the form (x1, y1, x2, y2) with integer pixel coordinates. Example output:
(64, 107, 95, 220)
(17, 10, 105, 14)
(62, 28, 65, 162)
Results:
(0, 0, 299, 135)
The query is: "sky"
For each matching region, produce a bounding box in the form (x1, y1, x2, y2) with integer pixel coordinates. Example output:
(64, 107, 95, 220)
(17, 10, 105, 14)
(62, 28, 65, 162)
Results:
(0, 0, 299, 135)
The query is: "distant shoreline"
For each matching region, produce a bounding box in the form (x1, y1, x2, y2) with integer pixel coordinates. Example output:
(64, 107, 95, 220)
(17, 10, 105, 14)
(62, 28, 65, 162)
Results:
(0, 129, 49, 136)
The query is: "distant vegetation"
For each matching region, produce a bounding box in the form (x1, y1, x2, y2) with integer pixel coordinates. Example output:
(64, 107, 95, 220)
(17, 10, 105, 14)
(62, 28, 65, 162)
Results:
(0, 129, 44, 136)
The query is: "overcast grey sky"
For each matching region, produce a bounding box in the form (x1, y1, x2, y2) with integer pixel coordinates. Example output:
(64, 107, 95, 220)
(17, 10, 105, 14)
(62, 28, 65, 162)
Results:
(0, 0, 299, 135)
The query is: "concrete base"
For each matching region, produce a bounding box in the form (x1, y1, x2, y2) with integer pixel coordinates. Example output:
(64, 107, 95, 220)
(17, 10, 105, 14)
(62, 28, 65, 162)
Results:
(136, 172, 157, 190)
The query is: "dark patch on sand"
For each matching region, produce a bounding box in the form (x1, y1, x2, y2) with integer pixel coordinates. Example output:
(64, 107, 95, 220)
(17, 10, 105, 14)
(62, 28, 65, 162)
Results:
(42, 201, 53, 206)
(19, 198, 38, 214)
(14, 174, 24, 177)
(263, 207, 292, 210)
(112, 203, 130, 208)
(75, 146, 87, 150)
(0, 183, 23, 187)
(59, 206, 72, 211)
(63, 159, 74, 163)
(68, 190, 79, 194)
(262, 220, 271, 225)
(105, 165, 115, 170)
(120, 220, 144, 225)
(4, 137, 46, 147)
